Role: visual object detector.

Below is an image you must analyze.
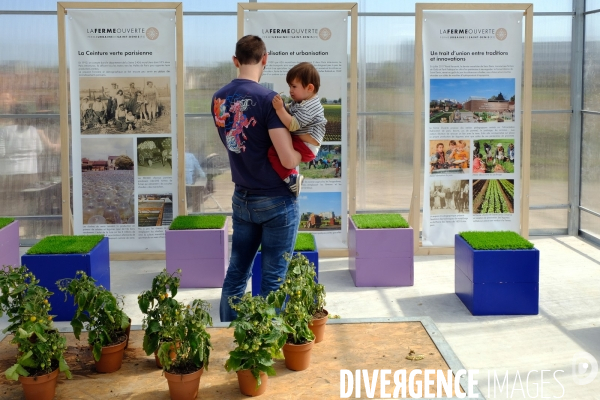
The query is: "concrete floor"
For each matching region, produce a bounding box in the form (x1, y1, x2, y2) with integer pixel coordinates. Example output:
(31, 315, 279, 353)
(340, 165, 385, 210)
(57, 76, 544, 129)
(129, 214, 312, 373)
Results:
(4, 235, 599, 399)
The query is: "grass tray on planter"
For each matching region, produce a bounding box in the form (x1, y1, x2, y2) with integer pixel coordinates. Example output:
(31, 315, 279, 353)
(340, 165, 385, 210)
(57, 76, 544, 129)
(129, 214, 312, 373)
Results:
(166, 215, 229, 288)
(348, 214, 413, 287)
(0, 217, 19, 268)
(455, 231, 539, 316)
(21, 235, 110, 321)
(251, 233, 318, 296)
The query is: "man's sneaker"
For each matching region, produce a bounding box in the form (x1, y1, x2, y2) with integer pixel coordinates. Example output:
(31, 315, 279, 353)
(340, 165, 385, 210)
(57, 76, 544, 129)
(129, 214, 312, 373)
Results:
(285, 173, 304, 197)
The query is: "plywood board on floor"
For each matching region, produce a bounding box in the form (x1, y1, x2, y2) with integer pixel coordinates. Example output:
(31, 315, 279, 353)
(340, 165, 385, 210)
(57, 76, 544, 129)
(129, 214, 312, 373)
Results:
(0, 321, 468, 399)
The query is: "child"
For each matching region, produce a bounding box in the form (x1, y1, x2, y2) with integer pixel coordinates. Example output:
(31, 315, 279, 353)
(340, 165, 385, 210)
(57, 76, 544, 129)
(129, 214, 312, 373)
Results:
(495, 143, 505, 164)
(430, 143, 447, 172)
(126, 111, 136, 131)
(446, 140, 457, 167)
(454, 140, 469, 169)
(508, 143, 515, 163)
(271, 62, 327, 196)
(115, 103, 127, 131)
(473, 153, 486, 173)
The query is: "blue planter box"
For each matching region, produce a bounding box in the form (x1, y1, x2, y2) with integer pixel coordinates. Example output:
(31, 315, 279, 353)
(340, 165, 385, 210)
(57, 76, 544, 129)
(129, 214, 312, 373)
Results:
(251, 249, 319, 296)
(455, 234, 539, 316)
(21, 237, 110, 321)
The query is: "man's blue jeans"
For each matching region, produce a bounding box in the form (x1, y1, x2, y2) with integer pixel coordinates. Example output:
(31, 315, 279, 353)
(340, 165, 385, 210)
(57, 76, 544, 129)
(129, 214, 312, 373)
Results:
(219, 190, 299, 322)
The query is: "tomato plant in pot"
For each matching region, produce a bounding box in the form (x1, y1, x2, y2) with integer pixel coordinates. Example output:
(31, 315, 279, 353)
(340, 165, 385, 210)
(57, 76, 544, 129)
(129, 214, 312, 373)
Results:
(56, 271, 130, 373)
(225, 293, 289, 396)
(307, 276, 328, 344)
(157, 298, 213, 400)
(4, 269, 72, 400)
(0, 265, 37, 335)
(270, 253, 316, 371)
(138, 268, 182, 368)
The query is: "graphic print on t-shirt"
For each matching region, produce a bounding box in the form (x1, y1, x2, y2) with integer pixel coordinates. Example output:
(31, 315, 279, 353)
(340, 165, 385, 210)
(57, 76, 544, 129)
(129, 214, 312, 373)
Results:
(214, 96, 257, 154)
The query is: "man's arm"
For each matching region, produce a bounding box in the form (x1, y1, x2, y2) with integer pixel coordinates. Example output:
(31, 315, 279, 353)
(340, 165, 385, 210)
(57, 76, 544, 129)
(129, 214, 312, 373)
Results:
(268, 127, 301, 169)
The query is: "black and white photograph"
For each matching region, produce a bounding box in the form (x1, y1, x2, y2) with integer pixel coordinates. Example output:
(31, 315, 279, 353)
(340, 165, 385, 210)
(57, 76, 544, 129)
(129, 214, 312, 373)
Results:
(79, 76, 171, 135)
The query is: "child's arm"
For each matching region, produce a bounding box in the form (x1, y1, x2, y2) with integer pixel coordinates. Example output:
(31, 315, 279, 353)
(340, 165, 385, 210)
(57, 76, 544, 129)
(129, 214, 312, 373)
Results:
(272, 94, 294, 129)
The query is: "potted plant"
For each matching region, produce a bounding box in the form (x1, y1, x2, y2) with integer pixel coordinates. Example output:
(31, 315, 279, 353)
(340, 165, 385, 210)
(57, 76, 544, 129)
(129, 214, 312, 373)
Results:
(158, 298, 213, 400)
(56, 271, 130, 373)
(306, 270, 328, 344)
(0, 217, 19, 268)
(4, 271, 72, 400)
(348, 213, 413, 287)
(270, 254, 316, 371)
(21, 234, 110, 321)
(251, 232, 319, 296)
(455, 231, 539, 315)
(166, 215, 228, 287)
(225, 292, 289, 396)
(138, 268, 182, 367)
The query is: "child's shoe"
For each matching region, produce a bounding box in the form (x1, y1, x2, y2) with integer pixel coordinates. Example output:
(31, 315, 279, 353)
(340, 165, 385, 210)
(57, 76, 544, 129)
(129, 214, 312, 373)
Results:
(284, 173, 304, 197)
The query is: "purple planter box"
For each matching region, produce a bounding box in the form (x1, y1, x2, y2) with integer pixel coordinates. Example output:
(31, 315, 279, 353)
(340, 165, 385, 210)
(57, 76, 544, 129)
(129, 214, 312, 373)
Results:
(0, 221, 20, 268)
(251, 248, 319, 296)
(348, 217, 414, 287)
(455, 234, 539, 316)
(21, 237, 110, 322)
(165, 218, 228, 288)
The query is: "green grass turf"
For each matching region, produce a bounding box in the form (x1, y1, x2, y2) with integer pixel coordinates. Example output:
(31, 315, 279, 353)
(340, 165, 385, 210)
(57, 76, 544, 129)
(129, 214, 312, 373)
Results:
(26, 235, 104, 255)
(294, 233, 316, 251)
(0, 218, 15, 230)
(169, 215, 227, 230)
(459, 231, 534, 250)
(351, 214, 409, 229)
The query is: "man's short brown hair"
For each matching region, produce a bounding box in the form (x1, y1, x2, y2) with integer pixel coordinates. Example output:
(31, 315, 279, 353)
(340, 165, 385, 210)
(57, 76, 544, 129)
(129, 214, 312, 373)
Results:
(235, 35, 266, 65)
(286, 62, 320, 93)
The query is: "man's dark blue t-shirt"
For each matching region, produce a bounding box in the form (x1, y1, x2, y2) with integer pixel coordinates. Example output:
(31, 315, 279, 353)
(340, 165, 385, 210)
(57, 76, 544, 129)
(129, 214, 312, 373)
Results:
(211, 79, 290, 196)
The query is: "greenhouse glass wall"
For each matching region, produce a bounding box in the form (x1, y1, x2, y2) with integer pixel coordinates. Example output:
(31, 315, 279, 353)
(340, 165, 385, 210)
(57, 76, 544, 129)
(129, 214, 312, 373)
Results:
(0, 0, 597, 245)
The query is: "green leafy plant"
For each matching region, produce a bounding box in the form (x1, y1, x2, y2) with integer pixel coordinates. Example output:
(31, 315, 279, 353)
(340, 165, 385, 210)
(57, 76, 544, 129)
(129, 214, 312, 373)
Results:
(0, 265, 37, 334)
(138, 269, 182, 356)
(270, 253, 316, 345)
(3, 269, 71, 381)
(225, 293, 289, 387)
(56, 271, 130, 362)
(157, 298, 213, 374)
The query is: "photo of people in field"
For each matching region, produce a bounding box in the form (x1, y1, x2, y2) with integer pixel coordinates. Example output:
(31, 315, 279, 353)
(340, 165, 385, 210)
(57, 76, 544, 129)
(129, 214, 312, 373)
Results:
(137, 137, 172, 177)
(429, 139, 470, 174)
(79, 76, 171, 135)
(429, 78, 516, 124)
(298, 192, 342, 231)
(300, 145, 342, 179)
(472, 139, 515, 174)
(472, 179, 515, 214)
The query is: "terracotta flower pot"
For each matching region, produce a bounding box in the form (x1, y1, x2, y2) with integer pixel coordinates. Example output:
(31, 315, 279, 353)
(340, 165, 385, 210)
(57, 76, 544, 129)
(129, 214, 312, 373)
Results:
(282, 340, 315, 371)
(95, 338, 127, 373)
(154, 341, 178, 368)
(236, 369, 268, 396)
(19, 367, 59, 400)
(164, 367, 204, 400)
(309, 309, 329, 343)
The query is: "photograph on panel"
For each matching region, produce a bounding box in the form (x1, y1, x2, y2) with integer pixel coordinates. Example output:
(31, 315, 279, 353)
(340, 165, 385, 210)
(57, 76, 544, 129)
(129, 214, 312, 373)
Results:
(473, 139, 515, 174)
(298, 191, 342, 231)
(429, 78, 515, 123)
(429, 180, 470, 215)
(81, 137, 135, 225)
(79, 77, 171, 134)
(472, 179, 515, 214)
(429, 139, 471, 174)
(137, 137, 172, 176)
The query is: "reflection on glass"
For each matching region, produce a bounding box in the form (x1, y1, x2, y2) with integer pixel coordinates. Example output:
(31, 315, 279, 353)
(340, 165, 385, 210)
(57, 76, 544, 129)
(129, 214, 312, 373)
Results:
(87, 215, 106, 224)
